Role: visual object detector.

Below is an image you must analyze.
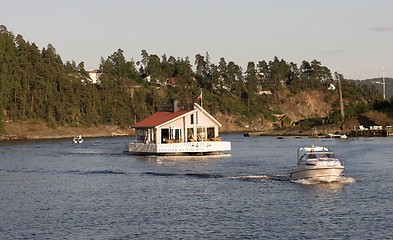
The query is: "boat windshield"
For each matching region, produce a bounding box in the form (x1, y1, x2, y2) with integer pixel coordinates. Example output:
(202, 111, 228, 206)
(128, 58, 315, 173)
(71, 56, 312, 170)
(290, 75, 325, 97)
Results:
(307, 152, 335, 159)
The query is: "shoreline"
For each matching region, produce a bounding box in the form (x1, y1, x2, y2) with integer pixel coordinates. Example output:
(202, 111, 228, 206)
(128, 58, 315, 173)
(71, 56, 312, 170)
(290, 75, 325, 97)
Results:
(0, 122, 135, 141)
(0, 128, 311, 142)
(0, 122, 288, 141)
(3, 122, 388, 142)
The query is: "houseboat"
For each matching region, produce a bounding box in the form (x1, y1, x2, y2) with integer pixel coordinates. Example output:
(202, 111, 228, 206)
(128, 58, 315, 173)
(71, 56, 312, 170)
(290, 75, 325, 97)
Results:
(124, 100, 231, 155)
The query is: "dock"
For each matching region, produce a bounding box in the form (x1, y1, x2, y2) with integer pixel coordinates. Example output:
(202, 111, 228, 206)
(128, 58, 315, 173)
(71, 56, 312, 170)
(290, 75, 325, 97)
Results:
(348, 125, 392, 137)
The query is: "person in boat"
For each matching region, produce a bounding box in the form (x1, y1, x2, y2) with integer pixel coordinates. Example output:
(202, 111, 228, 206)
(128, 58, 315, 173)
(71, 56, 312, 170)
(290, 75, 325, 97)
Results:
(309, 149, 317, 159)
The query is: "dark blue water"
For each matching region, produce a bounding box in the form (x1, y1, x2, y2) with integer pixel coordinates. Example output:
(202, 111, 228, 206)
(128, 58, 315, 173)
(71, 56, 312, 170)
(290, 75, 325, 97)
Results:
(1, 134, 392, 239)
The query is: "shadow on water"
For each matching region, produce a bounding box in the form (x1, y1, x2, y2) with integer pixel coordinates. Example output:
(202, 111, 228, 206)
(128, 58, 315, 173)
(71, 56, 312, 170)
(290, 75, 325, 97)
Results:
(143, 171, 223, 179)
(134, 154, 232, 165)
(70, 170, 126, 175)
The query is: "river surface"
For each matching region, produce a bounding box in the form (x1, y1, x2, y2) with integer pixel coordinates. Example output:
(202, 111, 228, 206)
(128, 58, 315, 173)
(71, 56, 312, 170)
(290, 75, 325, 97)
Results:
(1, 134, 392, 239)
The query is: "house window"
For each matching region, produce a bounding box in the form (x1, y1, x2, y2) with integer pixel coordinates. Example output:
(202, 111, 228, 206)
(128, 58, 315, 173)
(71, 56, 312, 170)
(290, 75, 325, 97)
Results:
(161, 129, 170, 143)
(174, 129, 182, 140)
(197, 127, 206, 141)
(190, 114, 194, 124)
(187, 128, 195, 142)
(207, 127, 215, 139)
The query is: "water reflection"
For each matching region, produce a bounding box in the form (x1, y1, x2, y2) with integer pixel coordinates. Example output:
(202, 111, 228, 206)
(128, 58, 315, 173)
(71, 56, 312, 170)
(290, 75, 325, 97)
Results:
(135, 154, 231, 165)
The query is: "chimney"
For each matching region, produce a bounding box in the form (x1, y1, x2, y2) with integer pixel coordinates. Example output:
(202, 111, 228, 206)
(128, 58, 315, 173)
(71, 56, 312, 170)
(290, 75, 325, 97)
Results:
(171, 99, 179, 112)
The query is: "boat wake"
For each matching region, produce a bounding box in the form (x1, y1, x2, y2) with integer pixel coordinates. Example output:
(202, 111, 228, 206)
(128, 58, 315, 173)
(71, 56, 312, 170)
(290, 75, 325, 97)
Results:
(143, 171, 357, 186)
(230, 175, 271, 181)
(229, 174, 289, 182)
(293, 176, 356, 185)
(143, 172, 289, 182)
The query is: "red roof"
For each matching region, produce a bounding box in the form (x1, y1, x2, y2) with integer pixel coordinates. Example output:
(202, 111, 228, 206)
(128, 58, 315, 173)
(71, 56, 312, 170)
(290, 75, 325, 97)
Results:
(132, 110, 193, 128)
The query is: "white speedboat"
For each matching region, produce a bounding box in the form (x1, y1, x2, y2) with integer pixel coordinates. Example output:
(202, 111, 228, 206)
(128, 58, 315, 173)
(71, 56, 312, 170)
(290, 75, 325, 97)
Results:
(73, 135, 83, 143)
(327, 133, 348, 139)
(290, 146, 344, 182)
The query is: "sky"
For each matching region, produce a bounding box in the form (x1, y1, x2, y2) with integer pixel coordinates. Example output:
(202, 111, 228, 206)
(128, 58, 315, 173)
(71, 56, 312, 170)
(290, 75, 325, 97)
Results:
(2, 0, 392, 80)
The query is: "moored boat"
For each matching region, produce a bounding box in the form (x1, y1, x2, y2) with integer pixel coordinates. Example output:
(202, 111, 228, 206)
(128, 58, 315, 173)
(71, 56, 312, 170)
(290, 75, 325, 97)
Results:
(73, 135, 83, 143)
(124, 99, 231, 155)
(326, 133, 348, 139)
(290, 146, 344, 182)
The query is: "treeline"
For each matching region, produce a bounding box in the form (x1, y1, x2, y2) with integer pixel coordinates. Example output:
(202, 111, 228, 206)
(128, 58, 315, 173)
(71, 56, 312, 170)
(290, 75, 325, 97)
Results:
(350, 77, 393, 100)
(0, 25, 382, 133)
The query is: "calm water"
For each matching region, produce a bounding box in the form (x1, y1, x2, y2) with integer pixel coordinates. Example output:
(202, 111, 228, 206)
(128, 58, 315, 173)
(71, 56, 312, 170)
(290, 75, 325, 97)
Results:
(1, 134, 392, 239)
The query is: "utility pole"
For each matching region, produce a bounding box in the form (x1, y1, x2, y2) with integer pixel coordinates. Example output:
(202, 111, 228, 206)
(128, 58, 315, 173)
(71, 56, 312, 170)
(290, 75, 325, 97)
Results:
(337, 73, 345, 120)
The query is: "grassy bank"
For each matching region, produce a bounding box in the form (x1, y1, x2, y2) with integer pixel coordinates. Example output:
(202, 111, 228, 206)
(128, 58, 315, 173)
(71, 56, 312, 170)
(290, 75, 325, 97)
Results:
(1, 122, 135, 141)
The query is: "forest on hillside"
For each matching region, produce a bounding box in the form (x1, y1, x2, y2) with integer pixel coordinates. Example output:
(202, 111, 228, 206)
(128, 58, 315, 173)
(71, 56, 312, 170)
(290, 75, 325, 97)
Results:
(0, 25, 388, 133)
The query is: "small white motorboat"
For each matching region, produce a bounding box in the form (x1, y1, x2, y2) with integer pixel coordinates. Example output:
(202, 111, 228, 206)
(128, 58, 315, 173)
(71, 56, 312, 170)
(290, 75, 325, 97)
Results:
(73, 135, 83, 144)
(290, 146, 344, 182)
(327, 133, 348, 139)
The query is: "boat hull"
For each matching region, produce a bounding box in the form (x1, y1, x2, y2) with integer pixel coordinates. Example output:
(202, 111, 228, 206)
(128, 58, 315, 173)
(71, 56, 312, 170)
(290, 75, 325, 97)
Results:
(125, 141, 231, 156)
(290, 167, 344, 182)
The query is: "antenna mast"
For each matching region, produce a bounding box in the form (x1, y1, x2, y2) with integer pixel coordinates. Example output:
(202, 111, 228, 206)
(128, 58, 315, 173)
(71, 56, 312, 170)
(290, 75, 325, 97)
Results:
(383, 66, 386, 100)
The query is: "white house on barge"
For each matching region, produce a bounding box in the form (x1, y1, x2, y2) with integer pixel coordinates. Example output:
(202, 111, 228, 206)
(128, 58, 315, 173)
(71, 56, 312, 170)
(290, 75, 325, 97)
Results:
(125, 100, 231, 155)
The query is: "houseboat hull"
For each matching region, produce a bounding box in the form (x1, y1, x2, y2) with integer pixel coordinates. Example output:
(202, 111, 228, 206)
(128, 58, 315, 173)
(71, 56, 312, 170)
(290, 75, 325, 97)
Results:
(125, 141, 231, 156)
